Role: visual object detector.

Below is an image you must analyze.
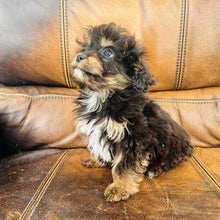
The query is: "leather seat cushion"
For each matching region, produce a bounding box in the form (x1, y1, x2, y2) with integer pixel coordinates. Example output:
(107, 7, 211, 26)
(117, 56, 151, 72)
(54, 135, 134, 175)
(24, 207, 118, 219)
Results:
(0, 148, 219, 219)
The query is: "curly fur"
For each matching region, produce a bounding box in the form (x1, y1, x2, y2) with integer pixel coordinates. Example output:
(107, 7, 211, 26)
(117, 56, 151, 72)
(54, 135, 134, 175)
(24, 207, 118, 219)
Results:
(71, 23, 193, 202)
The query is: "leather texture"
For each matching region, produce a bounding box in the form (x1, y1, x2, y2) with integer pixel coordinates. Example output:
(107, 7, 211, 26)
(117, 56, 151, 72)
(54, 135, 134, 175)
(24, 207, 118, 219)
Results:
(0, 0, 219, 90)
(0, 0, 219, 219)
(0, 86, 87, 152)
(0, 0, 219, 151)
(0, 148, 219, 219)
(149, 87, 220, 147)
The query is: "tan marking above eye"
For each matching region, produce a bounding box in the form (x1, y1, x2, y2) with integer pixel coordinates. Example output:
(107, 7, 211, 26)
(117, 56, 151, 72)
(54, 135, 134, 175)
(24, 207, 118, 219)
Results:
(100, 37, 114, 48)
(84, 34, 92, 47)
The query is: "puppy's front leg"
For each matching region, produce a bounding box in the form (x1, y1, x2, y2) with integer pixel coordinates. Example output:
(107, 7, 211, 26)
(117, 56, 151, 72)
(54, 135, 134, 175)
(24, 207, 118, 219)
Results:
(83, 154, 105, 168)
(104, 153, 146, 202)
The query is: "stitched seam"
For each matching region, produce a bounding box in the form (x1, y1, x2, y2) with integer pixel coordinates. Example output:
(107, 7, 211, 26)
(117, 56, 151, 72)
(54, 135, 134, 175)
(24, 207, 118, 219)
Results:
(179, 0, 189, 89)
(191, 155, 220, 192)
(0, 92, 76, 100)
(19, 150, 71, 220)
(175, 0, 189, 90)
(59, 0, 71, 88)
(0, 89, 77, 100)
(152, 98, 220, 104)
(65, 0, 72, 88)
(174, 0, 184, 90)
(1, 91, 218, 103)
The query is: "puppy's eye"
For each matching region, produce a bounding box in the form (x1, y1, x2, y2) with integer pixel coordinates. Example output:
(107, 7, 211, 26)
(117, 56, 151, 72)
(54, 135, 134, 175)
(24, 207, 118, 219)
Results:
(99, 48, 114, 59)
(103, 48, 113, 58)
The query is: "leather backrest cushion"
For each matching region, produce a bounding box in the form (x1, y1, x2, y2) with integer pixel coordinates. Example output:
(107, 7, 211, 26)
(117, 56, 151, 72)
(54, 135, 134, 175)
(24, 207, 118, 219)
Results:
(0, 1, 69, 87)
(0, 0, 219, 90)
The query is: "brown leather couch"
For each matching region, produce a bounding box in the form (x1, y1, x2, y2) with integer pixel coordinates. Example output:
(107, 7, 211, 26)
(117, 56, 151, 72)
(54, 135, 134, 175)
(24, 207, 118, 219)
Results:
(0, 0, 219, 219)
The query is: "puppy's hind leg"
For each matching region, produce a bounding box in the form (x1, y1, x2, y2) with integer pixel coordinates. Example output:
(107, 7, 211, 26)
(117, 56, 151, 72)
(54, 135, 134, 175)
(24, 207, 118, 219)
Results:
(145, 166, 164, 178)
(83, 154, 105, 168)
(104, 153, 147, 202)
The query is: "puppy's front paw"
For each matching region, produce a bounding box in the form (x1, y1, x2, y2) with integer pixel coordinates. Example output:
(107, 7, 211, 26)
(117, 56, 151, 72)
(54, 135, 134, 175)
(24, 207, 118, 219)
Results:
(83, 156, 103, 168)
(104, 183, 130, 202)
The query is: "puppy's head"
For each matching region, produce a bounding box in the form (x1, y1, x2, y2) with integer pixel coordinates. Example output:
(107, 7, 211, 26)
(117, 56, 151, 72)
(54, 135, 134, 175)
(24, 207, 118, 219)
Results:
(71, 23, 155, 93)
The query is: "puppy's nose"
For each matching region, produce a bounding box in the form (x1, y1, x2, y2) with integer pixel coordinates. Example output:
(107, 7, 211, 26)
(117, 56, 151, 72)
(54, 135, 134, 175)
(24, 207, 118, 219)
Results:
(76, 54, 86, 63)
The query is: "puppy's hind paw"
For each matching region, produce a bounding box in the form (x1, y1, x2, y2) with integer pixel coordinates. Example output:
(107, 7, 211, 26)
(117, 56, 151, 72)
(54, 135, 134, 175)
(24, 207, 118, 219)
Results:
(104, 184, 130, 202)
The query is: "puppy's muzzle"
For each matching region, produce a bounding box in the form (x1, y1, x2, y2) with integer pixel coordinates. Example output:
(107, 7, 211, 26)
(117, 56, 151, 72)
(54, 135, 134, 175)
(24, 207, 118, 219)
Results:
(71, 53, 86, 68)
(71, 52, 103, 79)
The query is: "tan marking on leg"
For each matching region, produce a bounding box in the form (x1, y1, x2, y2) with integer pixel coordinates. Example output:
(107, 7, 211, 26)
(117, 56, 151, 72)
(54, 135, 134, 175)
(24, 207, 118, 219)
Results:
(104, 153, 146, 202)
(83, 154, 104, 168)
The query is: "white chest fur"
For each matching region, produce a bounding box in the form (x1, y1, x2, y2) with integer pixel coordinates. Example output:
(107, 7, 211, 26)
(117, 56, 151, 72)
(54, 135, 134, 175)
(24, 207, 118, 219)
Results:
(77, 92, 129, 163)
(77, 117, 128, 163)
(88, 128, 111, 162)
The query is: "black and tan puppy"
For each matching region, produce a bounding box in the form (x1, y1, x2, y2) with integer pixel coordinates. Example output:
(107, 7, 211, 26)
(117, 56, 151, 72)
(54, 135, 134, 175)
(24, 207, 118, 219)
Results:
(71, 23, 193, 202)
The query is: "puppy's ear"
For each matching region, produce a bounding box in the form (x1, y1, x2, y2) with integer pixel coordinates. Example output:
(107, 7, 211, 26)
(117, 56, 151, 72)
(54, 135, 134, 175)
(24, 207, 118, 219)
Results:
(124, 40, 155, 92)
(132, 60, 155, 92)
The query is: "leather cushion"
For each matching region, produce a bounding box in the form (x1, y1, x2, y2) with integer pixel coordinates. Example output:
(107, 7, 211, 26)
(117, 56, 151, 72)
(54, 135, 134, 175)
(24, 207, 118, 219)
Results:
(0, 0, 219, 91)
(149, 87, 220, 147)
(1, 148, 219, 219)
(0, 86, 219, 153)
(0, 86, 88, 153)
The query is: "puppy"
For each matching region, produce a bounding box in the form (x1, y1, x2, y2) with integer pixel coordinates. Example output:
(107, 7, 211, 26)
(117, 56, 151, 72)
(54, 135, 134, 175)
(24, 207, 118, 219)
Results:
(71, 23, 193, 202)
